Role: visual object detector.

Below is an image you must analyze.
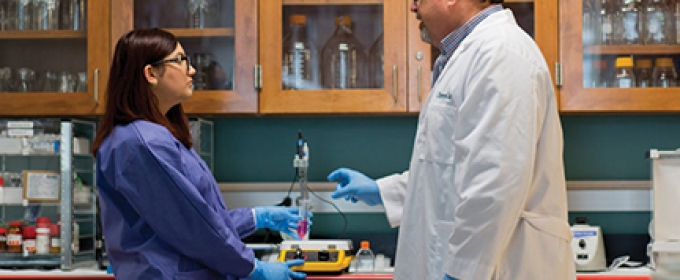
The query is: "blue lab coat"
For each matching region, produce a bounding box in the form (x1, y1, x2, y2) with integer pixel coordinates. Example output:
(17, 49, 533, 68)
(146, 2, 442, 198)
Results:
(96, 120, 256, 279)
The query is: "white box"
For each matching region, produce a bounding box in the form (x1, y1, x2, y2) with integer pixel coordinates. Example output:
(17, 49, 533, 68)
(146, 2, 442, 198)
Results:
(1, 187, 24, 205)
(73, 137, 91, 155)
(0, 138, 22, 154)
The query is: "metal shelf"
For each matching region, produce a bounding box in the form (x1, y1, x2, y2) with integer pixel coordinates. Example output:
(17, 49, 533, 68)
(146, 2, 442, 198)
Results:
(0, 253, 60, 267)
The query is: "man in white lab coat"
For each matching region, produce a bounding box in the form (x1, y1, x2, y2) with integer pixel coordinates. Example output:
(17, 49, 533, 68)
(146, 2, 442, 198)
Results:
(327, 0, 576, 279)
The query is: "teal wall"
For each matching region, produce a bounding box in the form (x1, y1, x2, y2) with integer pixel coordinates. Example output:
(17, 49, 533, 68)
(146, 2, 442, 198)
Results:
(213, 115, 680, 235)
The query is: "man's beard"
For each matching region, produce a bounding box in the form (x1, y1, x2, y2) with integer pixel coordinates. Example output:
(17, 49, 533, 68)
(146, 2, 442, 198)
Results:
(420, 25, 432, 44)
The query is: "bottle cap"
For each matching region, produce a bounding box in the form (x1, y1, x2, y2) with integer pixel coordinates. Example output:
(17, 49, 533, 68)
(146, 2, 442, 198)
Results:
(50, 224, 60, 235)
(335, 16, 352, 27)
(22, 226, 36, 238)
(290, 14, 306, 25)
(360, 241, 370, 249)
(9, 221, 22, 227)
(636, 59, 652, 69)
(615, 57, 633, 68)
(36, 217, 51, 225)
(0, 228, 5, 234)
(0, 177, 3, 187)
(655, 57, 674, 68)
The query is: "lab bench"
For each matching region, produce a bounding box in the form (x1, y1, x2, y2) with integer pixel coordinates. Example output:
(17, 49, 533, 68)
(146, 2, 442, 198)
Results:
(0, 274, 653, 279)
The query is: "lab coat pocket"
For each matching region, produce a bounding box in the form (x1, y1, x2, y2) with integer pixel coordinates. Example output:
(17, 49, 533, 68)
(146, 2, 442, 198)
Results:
(428, 221, 456, 280)
(419, 104, 457, 165)
(173, 268, 219, 279)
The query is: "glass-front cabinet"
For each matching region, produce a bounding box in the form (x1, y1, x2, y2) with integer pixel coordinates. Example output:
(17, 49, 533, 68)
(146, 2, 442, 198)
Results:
(259, 0, 407, 114)
(111, 0, 258, 114)
(0, 0, 109, 116)
(407, 0, 556, 112)
(561, 0, 680, 112)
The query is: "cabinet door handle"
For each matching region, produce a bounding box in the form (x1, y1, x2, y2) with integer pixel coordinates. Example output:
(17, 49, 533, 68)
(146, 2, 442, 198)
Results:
(94, 68, 99, 106)
(417, 66, 422, 103)
(392, 66, 398, 103)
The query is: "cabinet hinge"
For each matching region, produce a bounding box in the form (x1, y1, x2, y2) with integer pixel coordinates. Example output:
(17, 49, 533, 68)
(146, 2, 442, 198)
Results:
(254, 65, 262, 90)
(555, 62, 563, 87)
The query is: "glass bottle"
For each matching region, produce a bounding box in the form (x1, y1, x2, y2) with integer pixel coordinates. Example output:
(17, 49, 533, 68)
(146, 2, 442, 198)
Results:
(35, 217, 50, 255)
(635, 58, 653, 87)
(614, 56, 636, 87)
(0, 0, 8, 30)
(354, 240, 375, 273)
(369, 33, 384, 88)
(14, 0, 32, 30)
(22, 225, 36, 256)
(187, 0, 214, 29)
(595, 59, 611, 87)
(7, 221, 22, 253)
(321, 16, 367, 89)
(34, 0, 59, 30)
(615, 0, 641, 44)
(60, 0, 86, 30)
(600, 0, 617, 44)
(49, 224, 60, 254)
(641, 0, 672, 44)
(0, 228, 6, 252)
(653, 57, 677, 87)
(583, 0, 601, 45)
(282, 14, 318, 90)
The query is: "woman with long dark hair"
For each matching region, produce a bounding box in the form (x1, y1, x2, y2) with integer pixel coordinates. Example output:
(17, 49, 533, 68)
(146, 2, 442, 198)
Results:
(92, 28, 306, 280)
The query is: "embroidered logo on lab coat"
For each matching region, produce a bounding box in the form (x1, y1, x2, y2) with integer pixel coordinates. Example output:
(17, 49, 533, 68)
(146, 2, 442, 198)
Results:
(436, 91, 453, 100)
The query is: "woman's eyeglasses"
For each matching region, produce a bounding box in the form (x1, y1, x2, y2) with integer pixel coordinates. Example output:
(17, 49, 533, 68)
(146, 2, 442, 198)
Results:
(150, 55, 192, 73)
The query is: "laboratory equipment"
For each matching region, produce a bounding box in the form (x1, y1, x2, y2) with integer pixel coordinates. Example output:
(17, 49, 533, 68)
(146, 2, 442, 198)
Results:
(653, 57, 677, 87)
(614, 56, 635, 88)
(641, 0, 672, 45)
(293, 131, 310, 240)
(615, 0, 640, 45)
(635, 59, 652, 88)
(277, 239, 354, 273)
(571, 217, 606, 272)
(648, 149, 680, 279)
(282, 14, 318, 90)
(354, 240, 375, 273)
(321, 16, 367, 89)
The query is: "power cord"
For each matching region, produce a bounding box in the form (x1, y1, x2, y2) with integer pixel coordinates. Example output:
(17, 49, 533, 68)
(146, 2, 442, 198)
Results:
(307, 186, 348, 240)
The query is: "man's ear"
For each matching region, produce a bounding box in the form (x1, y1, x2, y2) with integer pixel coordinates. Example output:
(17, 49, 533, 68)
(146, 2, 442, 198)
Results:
(143, 65, 159, 86)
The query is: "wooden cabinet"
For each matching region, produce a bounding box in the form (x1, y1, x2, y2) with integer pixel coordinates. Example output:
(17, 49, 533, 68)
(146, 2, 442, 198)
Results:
(407, 0, 559, 113)
(559, 0, 680, 112)
(110, 0, 258, 115)
(258, 0, 407, 114)
(0, 0, 110, 117)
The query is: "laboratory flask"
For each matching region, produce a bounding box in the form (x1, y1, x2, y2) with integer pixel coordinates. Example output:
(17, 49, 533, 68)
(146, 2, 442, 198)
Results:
(321, 16, 367, 89)
(34, 0, 58, 30)
(600, 0, 617, 44)
(369, 33, 384, 88)
(282, 14, 318, 90)
(653, 57, 677, 87)
(641, 0, 672, 44)
(354, 241, 375, 273)
(615, 0, 641, 44)
(635, 59, 652, 87)
(60, 0, 85, 30)
(614, 57, 636, 88)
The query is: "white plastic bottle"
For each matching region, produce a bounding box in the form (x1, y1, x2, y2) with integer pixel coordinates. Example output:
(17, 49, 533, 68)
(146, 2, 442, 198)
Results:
(354, 240, 375, 273)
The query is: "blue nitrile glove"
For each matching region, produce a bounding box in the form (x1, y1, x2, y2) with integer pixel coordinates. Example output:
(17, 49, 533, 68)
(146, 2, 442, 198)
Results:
(254, 206, 311, 239)
(248, 259, 306, 280)
(443, 275, 458, 280)
(327, 168, 382, 206)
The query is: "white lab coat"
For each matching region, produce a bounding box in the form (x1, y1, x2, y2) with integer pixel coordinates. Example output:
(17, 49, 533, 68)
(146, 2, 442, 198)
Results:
(376, 10, 575, 280)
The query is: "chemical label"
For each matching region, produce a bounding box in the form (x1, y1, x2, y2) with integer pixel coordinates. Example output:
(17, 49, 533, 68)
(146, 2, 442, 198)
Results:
(7, 234, 22, 245)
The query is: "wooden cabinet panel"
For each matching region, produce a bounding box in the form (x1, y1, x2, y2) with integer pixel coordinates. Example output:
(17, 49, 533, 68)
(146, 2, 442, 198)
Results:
(110, 0, 258, 115)
(259, 0, 407, 114)
(0, 0, 110, 117)
(559, 0, 680, 113)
